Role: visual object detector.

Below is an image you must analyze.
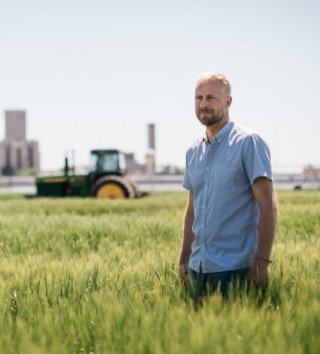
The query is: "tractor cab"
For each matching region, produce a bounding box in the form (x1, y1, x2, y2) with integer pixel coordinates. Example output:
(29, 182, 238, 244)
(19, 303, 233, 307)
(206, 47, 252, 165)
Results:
(89, 149, 127, 176)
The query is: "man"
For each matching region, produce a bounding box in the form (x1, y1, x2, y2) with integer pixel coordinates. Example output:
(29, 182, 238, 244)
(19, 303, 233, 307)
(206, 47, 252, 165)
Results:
(178, 73, 278, 299)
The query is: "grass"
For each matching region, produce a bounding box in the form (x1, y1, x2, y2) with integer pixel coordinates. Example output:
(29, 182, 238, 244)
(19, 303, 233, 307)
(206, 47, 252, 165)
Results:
(0, 191, 319, 353)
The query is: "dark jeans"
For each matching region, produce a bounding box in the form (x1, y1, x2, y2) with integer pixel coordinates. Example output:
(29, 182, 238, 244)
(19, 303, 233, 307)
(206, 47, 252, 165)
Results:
(188, 266, 249, 301)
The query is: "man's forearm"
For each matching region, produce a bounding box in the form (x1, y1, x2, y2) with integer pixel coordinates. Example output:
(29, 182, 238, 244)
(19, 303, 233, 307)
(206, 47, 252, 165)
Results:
(255, 202, 278, 259)
(179, 211, 195, 265)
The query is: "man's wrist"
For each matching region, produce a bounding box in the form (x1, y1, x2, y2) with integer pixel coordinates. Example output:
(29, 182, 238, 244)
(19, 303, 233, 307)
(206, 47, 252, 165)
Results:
(254, 254, 272, 264)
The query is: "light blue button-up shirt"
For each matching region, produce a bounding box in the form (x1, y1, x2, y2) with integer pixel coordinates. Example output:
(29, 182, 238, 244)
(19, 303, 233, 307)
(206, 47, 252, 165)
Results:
(182, 121, 273, 273)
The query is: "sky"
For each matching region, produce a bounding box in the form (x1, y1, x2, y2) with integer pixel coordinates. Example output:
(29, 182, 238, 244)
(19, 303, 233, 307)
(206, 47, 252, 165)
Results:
(0, 0, 319, 172)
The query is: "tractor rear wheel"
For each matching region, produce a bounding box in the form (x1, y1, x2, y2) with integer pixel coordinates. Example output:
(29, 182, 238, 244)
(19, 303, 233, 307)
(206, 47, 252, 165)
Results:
(126, 180, 143, 198)
(92, 176, 135, 199)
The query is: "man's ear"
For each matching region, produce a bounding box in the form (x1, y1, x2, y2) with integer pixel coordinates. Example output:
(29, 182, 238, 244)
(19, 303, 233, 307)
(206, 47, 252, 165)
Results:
(226, 96, 232, 107)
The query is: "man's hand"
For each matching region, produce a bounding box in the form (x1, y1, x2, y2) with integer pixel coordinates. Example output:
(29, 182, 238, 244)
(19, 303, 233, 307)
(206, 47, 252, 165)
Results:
(248, 259, 269, 290)
(178, 262, 189, 282)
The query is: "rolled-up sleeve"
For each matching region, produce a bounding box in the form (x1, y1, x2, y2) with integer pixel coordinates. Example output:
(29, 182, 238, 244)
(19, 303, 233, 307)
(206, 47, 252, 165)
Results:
(242, 134, 273, 185)
(182, 152, 192, 191)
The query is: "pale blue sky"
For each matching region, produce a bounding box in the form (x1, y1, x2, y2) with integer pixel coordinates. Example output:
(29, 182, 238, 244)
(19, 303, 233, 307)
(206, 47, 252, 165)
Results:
(0, 0, 319, 171)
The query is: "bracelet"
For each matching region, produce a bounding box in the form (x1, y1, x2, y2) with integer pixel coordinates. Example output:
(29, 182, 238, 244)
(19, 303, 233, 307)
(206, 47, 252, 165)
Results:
(255, 255, 272, 264)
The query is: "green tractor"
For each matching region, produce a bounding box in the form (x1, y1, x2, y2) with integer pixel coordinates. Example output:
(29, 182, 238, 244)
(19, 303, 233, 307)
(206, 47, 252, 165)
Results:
(36, 149, 144, 199)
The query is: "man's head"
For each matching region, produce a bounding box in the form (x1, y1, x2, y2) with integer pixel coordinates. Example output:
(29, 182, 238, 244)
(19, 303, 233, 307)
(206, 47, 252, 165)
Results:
(195, 73, 232, 127)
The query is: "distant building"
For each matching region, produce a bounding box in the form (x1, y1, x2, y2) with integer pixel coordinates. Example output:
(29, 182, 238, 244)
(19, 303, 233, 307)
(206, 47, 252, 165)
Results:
(302, 165, 320, 180)
(124, 152, 145, 175)
(0, 110, 40, 175)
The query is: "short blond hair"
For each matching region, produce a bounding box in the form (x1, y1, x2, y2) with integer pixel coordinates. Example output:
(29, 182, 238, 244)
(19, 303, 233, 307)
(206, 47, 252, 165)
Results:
(196, 73, 232, 96)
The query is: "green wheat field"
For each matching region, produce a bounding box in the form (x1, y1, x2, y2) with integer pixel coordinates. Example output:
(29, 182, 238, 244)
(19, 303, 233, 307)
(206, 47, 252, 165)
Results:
(0, 191, 319, 354)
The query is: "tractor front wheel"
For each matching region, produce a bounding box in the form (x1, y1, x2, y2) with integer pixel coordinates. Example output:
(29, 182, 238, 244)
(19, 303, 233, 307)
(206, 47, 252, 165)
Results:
(92, 176, 135, 199)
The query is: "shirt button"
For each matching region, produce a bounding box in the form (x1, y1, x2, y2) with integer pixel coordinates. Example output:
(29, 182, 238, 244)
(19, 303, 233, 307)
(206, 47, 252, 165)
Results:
(204, 185, 207, 189)
(206, 167, 209, 170)
(201, 224, 204, 227)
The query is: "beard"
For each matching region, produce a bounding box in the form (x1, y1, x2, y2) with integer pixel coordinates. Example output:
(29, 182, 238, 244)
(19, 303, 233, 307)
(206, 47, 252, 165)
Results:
(197, 109, 224, 127)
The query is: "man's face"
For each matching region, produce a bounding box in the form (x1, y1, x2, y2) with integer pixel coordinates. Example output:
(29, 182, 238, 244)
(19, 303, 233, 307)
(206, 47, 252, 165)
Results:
(195, 80, 231, 127)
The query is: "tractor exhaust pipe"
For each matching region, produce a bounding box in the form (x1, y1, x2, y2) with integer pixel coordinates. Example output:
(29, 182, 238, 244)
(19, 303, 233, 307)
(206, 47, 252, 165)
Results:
(64, 155, 69, 176)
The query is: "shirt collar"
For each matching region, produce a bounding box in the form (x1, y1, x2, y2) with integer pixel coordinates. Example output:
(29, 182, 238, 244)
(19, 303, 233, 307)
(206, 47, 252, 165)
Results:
(203, 121, 233, 145)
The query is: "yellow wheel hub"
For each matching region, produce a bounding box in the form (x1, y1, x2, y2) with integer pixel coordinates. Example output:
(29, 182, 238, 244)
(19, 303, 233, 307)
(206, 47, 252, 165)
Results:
(97, 184, 126, 199)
